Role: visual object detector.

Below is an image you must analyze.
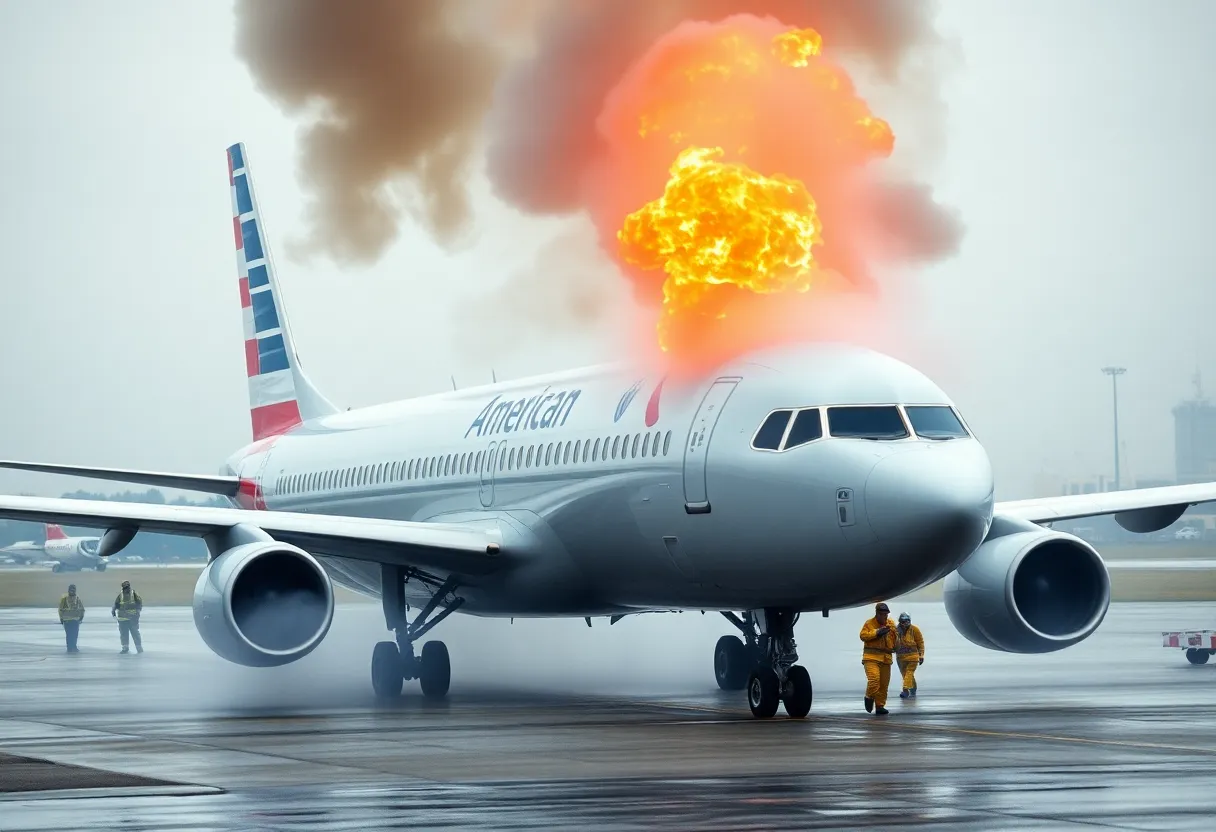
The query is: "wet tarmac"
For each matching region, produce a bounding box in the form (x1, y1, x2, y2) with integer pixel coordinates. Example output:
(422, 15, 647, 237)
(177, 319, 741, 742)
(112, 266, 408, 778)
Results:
(2, 601, 1216, 829)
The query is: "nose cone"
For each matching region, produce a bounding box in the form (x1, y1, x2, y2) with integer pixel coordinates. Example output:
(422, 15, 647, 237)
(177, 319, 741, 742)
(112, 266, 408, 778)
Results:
(864, 445, 994, 564)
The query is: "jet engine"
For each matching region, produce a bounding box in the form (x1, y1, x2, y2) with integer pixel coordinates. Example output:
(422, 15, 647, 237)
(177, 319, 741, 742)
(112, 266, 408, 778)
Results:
(192, 541, 334, 667)
(943, 526, 1110, 653)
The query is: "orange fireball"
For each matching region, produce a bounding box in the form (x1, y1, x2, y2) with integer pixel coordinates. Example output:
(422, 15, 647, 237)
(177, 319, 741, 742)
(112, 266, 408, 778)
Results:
(596, 19, 897, 366)
(618, 146, 823, 352)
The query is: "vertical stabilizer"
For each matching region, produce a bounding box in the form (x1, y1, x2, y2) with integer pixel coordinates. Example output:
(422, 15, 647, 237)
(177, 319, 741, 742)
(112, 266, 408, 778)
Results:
(45, 524, 67, 541)
(226, 142, 338, 442)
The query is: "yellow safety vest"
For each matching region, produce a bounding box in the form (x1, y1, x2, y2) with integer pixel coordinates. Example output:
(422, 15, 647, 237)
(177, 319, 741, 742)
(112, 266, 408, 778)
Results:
(860, 617, 895, 664)
(59, 594, 84, 622)
(113, 591, 142, 621)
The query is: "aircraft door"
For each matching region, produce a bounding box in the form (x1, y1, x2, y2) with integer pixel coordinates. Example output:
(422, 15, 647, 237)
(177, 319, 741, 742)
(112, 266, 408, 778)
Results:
(682, 377, 740, 514)
(479, 442, 498, 508)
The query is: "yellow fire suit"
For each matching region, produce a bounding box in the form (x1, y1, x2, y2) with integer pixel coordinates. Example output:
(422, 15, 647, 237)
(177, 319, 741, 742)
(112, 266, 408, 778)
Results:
(895, 623, 925, 693)
(860, 617, 896, 708)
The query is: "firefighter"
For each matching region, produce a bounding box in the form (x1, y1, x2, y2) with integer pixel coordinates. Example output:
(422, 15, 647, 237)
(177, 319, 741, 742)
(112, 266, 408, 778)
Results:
(859, 602, 896, 715)
(111, 580, 143, 654)
(895, 612, 925, 699)
(58, 584, 85, 653)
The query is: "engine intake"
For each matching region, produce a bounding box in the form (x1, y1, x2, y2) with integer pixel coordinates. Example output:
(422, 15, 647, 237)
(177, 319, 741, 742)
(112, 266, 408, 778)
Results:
(193, 541, 334, 667)
(944, 528, 1110, 653)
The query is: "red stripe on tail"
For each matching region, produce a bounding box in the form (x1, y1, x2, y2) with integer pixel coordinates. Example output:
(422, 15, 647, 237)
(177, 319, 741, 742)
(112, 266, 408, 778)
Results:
(251, 400, 302, 442)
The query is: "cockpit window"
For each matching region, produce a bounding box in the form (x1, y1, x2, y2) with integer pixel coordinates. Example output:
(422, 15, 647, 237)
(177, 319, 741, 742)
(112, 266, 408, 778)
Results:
(905, 406, 969, 440)
(784, 408, 823, 449)
(752, 409, 792, 450)
(827, 406, 909, 440)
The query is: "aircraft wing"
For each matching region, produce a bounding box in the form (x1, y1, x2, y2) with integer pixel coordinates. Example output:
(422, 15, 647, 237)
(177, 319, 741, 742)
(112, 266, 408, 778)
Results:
(0, 495, 504, 577)
(996, 481, 1216, 525)
(0, 460, 240, 497)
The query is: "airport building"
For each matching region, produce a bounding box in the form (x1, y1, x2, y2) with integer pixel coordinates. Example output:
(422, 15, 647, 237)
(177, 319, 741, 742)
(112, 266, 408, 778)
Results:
(1173, 393, 1216, 484)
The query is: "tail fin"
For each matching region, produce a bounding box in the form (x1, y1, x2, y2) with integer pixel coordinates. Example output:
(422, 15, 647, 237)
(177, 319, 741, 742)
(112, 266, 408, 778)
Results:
(45, 524, 67, 541)
(226, 142, 338, 442)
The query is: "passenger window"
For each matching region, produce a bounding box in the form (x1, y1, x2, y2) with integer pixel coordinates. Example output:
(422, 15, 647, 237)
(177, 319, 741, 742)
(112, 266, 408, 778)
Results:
(592, 438, 601, 461)
(574, 440, 581, 463)
(784, 409, 823, 449)
(663, 430, 672, 455)
(826, 406, 909, 440)
(612, 436, 620, 460)
(631, 434, 640, 458)
(526, 446, 534, 467)
(563, 442, 572, 465)
(905, 406, 969, 440)
(641, 434, 650, 458)
(499, 449, 507, 471)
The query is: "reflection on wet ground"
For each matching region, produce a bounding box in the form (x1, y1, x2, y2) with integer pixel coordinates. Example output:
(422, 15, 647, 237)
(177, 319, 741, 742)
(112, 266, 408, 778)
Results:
(2, 602, 1216, 829)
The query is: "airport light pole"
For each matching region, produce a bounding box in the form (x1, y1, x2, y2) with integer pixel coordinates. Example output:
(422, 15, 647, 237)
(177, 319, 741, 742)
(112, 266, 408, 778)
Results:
(1102, 366, 1127, 490)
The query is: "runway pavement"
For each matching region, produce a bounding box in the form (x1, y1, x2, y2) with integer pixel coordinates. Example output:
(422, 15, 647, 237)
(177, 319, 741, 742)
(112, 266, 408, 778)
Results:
(2, 601, 1216, 829)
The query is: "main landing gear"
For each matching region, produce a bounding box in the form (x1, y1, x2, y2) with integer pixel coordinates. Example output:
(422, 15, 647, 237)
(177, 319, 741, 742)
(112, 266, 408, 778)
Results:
(371, 566, 464, 700)
(715, 609, 813, 719)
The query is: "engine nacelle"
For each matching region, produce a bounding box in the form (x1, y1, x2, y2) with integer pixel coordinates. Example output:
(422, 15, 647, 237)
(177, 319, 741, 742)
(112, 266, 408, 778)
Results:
(192, 541, 334, 667)
(944, 528, 1110, 653)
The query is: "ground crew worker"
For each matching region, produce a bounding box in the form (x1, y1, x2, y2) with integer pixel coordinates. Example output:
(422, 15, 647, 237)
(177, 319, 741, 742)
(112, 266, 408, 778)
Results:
(860, 601, 896, 715)
(895, 612, 925, 699)
(111, 580, 143, 654)
(58, 584, 84, 653)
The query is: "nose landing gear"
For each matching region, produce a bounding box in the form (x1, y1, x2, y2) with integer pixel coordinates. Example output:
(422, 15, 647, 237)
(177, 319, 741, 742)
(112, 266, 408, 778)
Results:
(718, 608, 813, 719)
(372, 566, 463, 701)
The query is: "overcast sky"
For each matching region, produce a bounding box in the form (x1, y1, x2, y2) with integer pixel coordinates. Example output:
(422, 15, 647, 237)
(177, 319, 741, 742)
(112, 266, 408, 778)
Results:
(1, 1, 1213, 501)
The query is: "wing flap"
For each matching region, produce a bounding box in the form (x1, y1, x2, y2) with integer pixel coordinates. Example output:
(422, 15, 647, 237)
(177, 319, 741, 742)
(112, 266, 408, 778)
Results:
(0, 460, 241, 497)
(0, 495, 505, 576)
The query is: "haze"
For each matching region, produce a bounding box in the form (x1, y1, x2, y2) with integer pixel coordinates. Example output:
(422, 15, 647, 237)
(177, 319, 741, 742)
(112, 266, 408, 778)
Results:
(1, 0, 1213, 502)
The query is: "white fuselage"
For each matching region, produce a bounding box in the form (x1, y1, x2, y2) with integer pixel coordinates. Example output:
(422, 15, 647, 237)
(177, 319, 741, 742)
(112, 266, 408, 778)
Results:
(225, 344, 997, 617)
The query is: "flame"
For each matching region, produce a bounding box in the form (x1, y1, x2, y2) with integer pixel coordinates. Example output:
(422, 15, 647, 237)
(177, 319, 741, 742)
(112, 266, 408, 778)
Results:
(619, 147, 823, 353)
(595, 17, 898, 369)
(772, 28, 822, 67)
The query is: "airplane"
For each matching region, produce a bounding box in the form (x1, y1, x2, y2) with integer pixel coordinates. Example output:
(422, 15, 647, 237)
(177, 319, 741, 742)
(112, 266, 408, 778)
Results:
(0, 523, 104, 571)
(3, 141, 1216, 719)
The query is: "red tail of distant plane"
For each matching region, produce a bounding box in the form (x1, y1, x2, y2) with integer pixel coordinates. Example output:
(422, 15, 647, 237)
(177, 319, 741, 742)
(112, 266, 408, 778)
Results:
(45, 523, 67, 541)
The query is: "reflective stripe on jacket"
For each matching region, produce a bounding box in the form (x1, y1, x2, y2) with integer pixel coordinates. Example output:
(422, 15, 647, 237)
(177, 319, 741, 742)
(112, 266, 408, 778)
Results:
(860, 617, 895, 664)
(59, 595, 85, 622)
(113, 591, 142, 621)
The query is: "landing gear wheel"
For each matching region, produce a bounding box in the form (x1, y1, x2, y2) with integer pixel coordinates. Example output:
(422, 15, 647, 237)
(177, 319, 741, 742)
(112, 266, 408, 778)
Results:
(419, 641, 451, 699)
(371, 641, 404, 698)
(1186, 648, 1210, 665)
(95, 563, 106, 572)
(714, 635, 750, 690)
(747, 668, 781, 719)
(782, 665, 813, 718)
(51, 564, 61, 573)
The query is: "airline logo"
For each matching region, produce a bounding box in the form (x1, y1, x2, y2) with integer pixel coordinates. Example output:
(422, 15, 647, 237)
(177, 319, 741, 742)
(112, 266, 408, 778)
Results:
(615, 381, 643, 423)
(466, 386, 583, 439)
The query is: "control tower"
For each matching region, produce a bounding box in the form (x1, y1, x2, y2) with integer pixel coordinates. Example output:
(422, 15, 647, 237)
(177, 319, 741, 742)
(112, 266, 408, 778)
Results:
(1174, 371, 1216, 484)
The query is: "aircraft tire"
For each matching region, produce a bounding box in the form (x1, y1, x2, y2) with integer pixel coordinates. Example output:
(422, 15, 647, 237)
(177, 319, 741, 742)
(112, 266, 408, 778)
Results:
(51, 564, 61, 573)
(419, 641, 451, 699)
(713, 635, 749, 690)
(371, 641, 404, 698)
(782, 665, 813, 718)
(747, 668, 780, 719)
(95, 563, 107, 572)
(1186, 648, 1210, 666)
